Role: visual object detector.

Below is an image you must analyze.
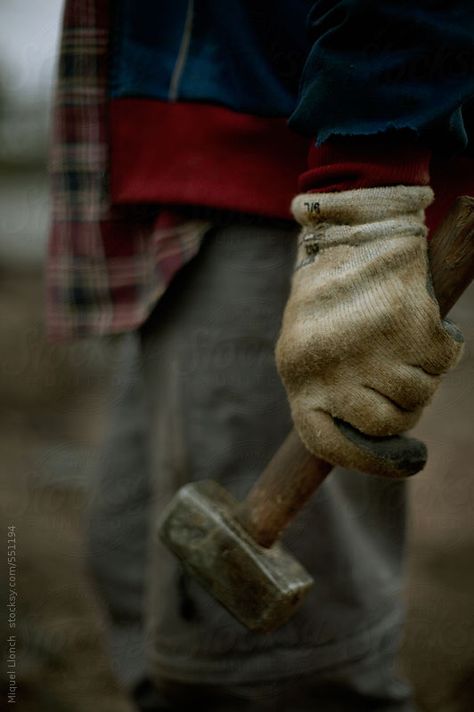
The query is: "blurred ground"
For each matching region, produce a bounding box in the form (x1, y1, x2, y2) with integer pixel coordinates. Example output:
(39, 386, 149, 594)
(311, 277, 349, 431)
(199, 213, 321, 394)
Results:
(0, 169, 473, 711)
(402, 279, 474, 711)
(0, 170, 133, 711)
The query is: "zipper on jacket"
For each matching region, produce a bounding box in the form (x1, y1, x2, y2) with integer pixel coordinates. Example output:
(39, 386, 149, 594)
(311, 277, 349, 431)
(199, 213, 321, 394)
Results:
(168, 0, 195, 101)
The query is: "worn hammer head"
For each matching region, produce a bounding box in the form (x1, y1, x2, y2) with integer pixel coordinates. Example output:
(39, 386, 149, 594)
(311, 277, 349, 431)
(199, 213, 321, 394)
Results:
(158, 480, 313, 633)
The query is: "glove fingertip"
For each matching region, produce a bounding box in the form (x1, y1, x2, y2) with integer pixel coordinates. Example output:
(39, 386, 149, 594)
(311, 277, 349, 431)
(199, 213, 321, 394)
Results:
(442, 318, 464, 343)
(334, 418, 427, 477)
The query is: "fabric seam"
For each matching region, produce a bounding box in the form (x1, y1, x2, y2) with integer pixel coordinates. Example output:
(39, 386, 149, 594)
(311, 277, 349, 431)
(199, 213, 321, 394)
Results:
(168, 0, 195, 102)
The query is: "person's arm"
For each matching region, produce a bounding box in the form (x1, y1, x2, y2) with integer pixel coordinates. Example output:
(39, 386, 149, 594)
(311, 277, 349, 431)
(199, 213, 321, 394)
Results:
(276, 1, 472, 477)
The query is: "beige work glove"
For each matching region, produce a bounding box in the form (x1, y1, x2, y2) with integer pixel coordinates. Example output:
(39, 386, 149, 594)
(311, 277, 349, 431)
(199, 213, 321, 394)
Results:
(276, 186, 464, 477)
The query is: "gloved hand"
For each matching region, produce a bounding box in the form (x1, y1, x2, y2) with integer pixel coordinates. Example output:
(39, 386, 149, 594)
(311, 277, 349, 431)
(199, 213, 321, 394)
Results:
(276, 186, 464, 477)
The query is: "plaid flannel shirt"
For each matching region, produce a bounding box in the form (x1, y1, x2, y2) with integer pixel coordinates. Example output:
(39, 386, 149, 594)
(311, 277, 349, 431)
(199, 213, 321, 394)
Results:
(46, 0, 209, 340)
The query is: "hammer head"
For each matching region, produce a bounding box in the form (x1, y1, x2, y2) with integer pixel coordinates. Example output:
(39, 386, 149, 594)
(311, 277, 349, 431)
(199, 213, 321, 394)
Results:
(158, 480, 313, 632)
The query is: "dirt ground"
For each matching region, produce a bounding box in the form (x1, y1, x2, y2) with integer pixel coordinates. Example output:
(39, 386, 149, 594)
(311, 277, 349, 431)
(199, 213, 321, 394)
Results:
(0, 218, 473, 710)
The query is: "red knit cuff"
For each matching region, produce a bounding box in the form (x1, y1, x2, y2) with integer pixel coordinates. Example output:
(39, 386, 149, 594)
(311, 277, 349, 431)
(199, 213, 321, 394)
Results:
(299, 135, 432, 193)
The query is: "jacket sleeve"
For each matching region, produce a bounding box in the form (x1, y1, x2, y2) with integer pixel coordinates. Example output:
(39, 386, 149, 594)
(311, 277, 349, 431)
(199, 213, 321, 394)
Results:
(289, 0, 474, 152)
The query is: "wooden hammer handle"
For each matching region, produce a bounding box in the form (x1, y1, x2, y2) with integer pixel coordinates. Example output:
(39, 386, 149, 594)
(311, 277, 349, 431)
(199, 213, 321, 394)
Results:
(239, 196, 474, 548)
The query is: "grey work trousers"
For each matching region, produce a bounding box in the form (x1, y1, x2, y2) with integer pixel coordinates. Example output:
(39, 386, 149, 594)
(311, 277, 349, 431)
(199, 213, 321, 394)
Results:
(87, 224, 413, 710)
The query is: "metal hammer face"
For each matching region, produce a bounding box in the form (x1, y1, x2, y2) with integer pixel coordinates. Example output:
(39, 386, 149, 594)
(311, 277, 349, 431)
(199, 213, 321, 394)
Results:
(158, 480, 313, 633)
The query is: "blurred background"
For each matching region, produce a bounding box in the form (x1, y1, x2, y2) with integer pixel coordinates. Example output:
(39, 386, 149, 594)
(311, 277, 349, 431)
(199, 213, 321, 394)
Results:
(0, 1, 473, 711)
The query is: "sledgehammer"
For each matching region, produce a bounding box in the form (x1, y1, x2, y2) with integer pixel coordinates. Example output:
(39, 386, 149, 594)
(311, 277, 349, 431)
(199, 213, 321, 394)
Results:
(159, 196, 474, 632)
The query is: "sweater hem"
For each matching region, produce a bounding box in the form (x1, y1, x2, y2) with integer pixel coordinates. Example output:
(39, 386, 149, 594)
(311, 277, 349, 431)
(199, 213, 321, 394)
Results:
(109, 99, 310, 220)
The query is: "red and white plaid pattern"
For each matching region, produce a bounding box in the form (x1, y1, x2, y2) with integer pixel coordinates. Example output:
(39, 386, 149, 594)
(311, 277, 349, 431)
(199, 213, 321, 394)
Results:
(46, 0, 207, 340)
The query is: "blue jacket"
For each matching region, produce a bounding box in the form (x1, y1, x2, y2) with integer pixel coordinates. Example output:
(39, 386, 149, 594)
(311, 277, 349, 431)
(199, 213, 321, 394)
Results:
(112, 0, 474, 150)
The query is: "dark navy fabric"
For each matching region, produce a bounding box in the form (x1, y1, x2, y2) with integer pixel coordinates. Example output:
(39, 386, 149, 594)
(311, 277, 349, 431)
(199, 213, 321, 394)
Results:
(110, 1, 189, 99)
(290, 1, 474, 151)
(110, 0, 313, 117)
(111, 0, 474, 153)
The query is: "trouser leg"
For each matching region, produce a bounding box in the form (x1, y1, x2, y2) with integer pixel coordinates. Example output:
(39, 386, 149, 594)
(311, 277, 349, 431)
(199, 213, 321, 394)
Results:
(138, 223, 413, 709)
(86, 333, 152, 692)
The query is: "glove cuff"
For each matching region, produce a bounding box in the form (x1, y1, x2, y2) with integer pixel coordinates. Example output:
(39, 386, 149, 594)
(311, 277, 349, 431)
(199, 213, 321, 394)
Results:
(291, 185, 434, 227)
